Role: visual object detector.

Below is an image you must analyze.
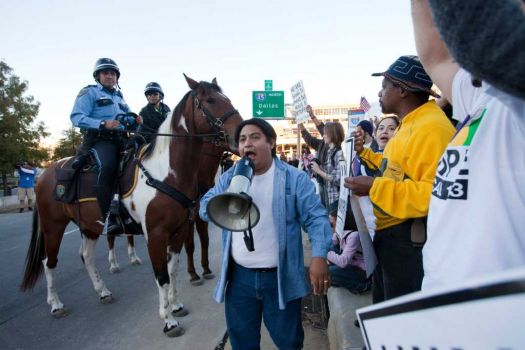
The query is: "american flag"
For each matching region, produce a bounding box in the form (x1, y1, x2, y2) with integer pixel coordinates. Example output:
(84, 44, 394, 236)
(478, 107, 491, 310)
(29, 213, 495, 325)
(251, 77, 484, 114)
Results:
(360, 96, 371, 112)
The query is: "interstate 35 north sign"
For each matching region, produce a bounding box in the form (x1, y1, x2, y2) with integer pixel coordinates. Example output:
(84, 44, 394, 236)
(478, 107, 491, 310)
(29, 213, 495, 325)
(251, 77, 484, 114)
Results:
(252, 91, 285, 118)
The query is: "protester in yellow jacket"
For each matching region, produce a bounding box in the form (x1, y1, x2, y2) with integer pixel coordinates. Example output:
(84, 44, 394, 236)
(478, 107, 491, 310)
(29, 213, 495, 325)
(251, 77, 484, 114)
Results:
(358, 100, 454, 231)
(345, 55, 454, 303)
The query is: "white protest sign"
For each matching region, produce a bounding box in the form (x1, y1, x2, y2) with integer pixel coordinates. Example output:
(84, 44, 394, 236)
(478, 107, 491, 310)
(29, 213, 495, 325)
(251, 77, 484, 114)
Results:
(335, 137, 353, 240)
(290, 80, 309, 124)
(357, 267, 525, 349)
(337, 136, 377, 277)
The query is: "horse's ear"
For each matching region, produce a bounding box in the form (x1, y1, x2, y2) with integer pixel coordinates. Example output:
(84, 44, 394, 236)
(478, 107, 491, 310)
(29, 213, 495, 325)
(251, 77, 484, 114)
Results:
(184, 73, 199, 90)
(212, 77, 218, 85)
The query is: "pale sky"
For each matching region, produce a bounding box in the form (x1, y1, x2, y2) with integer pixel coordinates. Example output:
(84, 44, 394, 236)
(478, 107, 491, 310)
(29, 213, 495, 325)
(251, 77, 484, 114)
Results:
(0, 0, 415, 143)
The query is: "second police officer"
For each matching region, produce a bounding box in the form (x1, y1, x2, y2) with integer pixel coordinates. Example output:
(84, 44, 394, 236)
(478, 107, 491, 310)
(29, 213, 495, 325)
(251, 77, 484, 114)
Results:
(70, 58, 140, 235)
(138, 82, 171, 143)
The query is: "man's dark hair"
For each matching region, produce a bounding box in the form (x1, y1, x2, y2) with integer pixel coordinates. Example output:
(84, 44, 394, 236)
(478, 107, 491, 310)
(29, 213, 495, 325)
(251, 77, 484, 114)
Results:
(234, 118, 277, 157)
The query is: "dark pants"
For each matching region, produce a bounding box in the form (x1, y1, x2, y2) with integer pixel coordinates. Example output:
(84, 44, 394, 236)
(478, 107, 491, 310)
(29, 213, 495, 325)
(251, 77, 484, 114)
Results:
(225, 261, 304, 350)
(90, 139, 120, 217)
(328, 246, 369, 294)
(372, 220, 423, 303)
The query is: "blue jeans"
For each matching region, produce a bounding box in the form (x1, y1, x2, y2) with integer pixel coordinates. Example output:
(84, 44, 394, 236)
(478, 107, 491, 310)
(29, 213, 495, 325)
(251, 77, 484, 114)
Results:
(329, 246, 369, 294)
(329, 264, 369, 293)
(225, 261, 304, 350)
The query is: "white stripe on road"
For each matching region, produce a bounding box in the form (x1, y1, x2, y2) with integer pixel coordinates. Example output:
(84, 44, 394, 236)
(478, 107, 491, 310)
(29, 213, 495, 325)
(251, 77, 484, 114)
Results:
(65, 228, 79, 236)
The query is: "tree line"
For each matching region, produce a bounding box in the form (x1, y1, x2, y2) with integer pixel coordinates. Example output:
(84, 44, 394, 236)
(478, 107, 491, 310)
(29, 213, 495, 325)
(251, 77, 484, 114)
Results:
(0, 60, 81, 195)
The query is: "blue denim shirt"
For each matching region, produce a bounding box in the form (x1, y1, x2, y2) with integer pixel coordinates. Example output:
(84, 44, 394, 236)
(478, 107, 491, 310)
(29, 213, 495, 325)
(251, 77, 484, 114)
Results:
(200, 158, 332, 309)
(70, 84, 134, 130)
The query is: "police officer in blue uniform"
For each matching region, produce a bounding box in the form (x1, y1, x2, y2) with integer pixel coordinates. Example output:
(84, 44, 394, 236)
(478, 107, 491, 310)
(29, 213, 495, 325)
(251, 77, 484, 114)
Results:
(70, 58, 139, 235)
(137, 82, 171, 143)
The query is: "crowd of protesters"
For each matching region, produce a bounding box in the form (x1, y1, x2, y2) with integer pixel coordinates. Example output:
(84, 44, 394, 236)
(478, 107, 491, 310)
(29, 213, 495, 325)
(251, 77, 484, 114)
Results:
(200, 1, 523, 347)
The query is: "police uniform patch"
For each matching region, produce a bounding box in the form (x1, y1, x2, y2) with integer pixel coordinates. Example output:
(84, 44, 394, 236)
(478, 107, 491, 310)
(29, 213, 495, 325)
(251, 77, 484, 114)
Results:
(56, 184, 65, 197)
(77, 85, 94, 98)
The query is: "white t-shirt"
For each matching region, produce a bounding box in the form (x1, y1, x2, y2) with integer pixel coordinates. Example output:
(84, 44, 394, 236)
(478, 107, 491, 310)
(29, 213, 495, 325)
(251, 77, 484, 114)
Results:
(422, 69, 525, 290)
(231, 160, 278, 268)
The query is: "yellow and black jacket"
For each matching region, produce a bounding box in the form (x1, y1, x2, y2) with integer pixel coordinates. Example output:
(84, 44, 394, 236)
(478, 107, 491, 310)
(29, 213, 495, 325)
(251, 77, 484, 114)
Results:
(359, 101, 455, 231)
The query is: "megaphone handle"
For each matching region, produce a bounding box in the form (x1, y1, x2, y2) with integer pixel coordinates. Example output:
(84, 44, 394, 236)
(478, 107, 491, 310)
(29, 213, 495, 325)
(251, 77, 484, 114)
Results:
(243, 211, 255, 252)
(243, 230, 255, 252)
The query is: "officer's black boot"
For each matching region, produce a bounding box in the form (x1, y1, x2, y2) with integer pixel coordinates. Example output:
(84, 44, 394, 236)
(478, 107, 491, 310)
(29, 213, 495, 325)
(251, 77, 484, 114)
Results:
(71, 154, 87, 170)
(106, 196, 123, 236)
(97, 188, 123, 236)
(106, 214, 123, 236)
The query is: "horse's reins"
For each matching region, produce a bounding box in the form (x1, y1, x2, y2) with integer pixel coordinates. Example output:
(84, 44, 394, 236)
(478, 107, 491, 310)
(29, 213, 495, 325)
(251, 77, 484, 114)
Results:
(136, 88, 239, 217)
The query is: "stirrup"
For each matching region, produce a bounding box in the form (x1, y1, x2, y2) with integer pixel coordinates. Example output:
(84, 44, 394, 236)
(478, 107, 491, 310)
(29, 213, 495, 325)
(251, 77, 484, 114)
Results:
(106, 214, 123, 236)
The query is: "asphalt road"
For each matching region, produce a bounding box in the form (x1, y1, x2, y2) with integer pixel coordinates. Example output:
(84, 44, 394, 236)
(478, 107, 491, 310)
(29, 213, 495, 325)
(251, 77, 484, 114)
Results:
(0, 209, 228, 350)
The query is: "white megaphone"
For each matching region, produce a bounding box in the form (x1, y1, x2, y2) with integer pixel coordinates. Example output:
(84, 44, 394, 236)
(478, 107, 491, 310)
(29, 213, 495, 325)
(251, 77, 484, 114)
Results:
(206, 157, 260, 251)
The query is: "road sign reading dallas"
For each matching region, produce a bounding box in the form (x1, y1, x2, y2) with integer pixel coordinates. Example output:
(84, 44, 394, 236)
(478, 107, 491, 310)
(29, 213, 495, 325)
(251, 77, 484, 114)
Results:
(252, 91, 285, 118)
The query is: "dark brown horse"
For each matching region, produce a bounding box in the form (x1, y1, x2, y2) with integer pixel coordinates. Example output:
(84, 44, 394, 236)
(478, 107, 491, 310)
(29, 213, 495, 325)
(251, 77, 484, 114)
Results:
(184, 145, 229, 284)
(20, 75, 243, 337)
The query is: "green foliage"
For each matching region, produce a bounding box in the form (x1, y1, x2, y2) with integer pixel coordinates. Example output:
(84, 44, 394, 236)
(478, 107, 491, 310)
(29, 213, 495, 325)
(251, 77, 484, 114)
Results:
(53, 127, 82, 160)
(0, 60, 50, 193)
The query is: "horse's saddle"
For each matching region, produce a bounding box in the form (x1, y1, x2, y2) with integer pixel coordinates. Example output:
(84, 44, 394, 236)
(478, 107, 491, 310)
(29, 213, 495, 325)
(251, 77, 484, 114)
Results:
(53, 145, 147, 204)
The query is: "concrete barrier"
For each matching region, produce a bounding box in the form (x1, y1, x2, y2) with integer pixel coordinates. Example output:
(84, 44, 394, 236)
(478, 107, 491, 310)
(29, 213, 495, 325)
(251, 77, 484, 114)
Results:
(0, 195, 20, 213)
(327, 287, 371, 350)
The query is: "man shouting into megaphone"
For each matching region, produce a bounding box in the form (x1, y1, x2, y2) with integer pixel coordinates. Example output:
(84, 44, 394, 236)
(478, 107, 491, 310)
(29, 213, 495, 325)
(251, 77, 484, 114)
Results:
(200, 118, 332, 350)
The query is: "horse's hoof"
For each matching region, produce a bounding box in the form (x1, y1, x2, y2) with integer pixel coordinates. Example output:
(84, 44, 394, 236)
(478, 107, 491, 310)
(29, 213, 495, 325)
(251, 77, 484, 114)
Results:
(131, 258, 142, 265)
(190, 278, 204, 286)
(110, 266, 120, 274)
(172, 307, 189, 317)
(164, 324, 185, 337)
(51, 308, 68, 318)
(100, 295, 114, 304)
(203, 272, 215, 280)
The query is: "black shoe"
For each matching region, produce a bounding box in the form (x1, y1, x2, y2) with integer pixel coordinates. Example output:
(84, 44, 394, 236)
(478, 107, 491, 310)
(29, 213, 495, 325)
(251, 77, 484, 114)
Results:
(28, 207, 33, 211)
(354, 319, 360, 328)
(106, 215, 123, 236)
(72, 155, 87, 170)
(19, 208, 24, 213)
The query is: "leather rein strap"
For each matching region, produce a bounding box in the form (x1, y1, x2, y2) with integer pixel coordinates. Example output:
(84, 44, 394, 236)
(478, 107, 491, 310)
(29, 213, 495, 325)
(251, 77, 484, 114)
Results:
(137, 159, 197, 215)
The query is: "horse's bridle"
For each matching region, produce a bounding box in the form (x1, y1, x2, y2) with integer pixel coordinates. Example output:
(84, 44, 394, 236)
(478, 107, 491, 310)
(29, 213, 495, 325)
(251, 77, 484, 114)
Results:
(191, 90, 239, 145)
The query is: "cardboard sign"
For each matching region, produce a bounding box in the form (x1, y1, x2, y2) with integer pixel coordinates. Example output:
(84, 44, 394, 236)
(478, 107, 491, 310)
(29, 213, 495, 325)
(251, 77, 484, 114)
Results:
(290, 80, 309, 123)
(335, 137, 354, 240)
(357, 268, 525, 349)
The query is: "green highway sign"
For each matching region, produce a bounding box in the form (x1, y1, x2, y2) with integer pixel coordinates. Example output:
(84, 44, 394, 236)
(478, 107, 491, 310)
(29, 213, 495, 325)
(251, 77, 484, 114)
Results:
(252, 91, 285, 118)
(264, 80, 273, 91)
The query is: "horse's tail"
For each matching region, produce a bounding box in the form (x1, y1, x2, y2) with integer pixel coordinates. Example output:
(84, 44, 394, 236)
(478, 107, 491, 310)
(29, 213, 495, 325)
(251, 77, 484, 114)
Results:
(20, 206, 45, 291)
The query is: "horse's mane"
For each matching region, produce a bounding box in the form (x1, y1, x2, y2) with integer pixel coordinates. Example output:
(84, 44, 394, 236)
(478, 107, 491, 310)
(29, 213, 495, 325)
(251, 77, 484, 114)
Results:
(141, 81, 222, 160)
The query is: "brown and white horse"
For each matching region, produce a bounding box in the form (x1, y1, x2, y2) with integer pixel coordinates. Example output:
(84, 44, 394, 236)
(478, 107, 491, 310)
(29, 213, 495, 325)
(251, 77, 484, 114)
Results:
(20, 75, 243, 337)
(106, 143, 229, 284)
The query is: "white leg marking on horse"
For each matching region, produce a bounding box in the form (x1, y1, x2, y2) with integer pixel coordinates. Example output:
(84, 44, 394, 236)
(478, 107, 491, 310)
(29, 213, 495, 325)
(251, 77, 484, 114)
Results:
(43, 258, 64, 313)
(167, 252, 184, 312)
(156, 279, 180, 329)
(128, 243, 142, 265)
(81, 236, 112, 298)
(108, 248, 120, 273)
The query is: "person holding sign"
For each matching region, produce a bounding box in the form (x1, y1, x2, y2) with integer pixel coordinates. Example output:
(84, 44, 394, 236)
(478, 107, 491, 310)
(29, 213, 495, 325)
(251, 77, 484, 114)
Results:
(344, 55, 455, 303)
(299, 106, 344, 217)
(309, 122, 345, 227)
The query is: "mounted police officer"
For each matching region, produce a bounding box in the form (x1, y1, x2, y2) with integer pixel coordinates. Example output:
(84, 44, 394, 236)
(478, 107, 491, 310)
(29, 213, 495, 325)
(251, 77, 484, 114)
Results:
(70, 58, 139, 235)
(137, 82, 171, 143)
